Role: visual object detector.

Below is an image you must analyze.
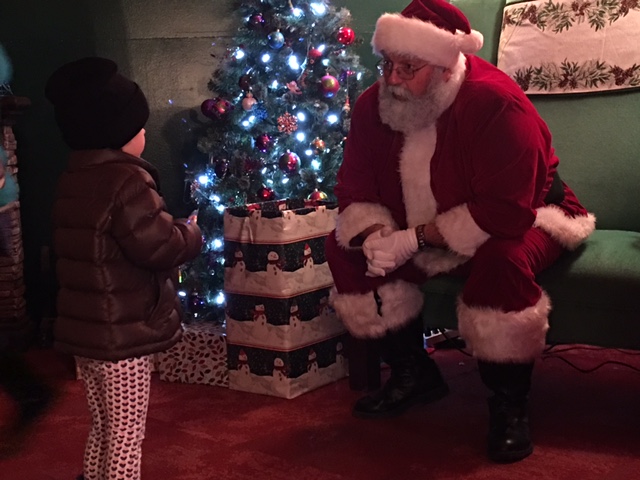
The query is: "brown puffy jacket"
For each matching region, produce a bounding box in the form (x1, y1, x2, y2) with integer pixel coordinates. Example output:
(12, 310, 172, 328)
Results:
(52, 149, 202, 361)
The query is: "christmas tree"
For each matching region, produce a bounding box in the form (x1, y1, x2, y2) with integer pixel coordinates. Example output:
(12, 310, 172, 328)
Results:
(181, 0, 370, 322)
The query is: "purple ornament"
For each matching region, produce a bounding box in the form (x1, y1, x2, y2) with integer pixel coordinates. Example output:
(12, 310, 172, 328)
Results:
(201, 99, 218, 119)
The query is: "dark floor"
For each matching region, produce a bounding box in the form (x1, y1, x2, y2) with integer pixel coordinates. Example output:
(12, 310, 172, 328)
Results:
(2, 345, 640, 480)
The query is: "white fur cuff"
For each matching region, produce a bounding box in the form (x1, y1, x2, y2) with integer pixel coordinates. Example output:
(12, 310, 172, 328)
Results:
(534, 206, 596, 250)
(436, 204, 490, 257)
(335, 202, 398, 249)
(329, 280, 424, 338)
(457, 292, 551, 363)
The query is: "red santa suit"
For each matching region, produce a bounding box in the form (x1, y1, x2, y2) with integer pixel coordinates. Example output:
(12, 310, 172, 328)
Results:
(326, 54, 595, 363)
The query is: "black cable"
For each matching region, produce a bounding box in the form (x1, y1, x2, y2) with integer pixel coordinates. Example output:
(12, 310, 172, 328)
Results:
(541, 354, 640, 374)
(437, 328, 472, 357)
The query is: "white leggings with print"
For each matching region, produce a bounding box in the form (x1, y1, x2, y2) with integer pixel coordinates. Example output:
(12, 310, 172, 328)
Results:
(76, 355, 152, 480)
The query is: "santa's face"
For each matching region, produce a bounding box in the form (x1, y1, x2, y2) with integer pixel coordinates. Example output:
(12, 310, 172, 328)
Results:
(377, 53, 453, 133)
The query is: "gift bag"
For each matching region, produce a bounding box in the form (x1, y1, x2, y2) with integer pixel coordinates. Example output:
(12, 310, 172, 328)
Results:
(224, 199, 347, 399)
(155, 321, 228, 387)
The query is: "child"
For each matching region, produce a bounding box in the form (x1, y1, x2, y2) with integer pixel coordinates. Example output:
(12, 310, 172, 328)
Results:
(45, 57, 203, 480)
(0, 42, 54, 458)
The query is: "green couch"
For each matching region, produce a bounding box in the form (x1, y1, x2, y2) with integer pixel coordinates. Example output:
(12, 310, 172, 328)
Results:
(348, 0, 640, 390)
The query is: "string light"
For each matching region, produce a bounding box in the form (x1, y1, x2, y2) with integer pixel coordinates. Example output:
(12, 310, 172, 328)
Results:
(310, 2, 327, 16)
(326, 113, 339, 124)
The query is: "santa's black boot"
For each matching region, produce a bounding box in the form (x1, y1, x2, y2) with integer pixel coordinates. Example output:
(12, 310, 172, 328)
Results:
(478, 361, 534, 463)
(352, 318, 449, 419)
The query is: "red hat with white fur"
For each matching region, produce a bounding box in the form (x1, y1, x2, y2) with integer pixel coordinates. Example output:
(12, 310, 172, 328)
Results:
(371, 0, 484, 69)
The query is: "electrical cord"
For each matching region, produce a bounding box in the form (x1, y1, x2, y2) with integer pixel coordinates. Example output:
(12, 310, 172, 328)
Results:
(433, 336, 640, 373)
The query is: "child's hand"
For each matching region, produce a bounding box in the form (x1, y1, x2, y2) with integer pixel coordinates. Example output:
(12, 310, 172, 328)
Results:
(187, 210, 198, 225)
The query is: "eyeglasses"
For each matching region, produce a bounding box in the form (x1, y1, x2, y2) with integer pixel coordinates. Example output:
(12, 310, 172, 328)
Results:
(376, 58, 431, 80)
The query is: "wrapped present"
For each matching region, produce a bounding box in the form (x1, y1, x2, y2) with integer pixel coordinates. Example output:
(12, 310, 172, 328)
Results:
(224, 199, 347, 398)
(155, 322, 228, 387)
(227, 333, 348, 399)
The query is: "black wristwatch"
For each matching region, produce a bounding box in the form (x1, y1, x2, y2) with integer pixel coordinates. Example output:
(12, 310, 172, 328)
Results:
(415, 224, 429, 250)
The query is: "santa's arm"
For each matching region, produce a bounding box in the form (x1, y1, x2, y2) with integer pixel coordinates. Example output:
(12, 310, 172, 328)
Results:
(334, 89, 397, 249)
(435, 102, 541, 257)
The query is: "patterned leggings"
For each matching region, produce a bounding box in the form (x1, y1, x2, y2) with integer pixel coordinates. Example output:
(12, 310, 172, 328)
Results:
(76, 355, 152, 480)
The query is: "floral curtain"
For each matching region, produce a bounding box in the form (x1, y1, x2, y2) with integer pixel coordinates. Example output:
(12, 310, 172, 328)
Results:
(497, 0, 640, 94)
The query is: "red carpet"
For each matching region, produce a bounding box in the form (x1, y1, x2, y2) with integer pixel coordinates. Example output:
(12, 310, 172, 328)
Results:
(2, 345, 640, 480)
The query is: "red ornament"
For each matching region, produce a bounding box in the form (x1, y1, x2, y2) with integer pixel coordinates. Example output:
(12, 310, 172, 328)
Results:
(278, 151, 300, 175)
(308, 189, 328, 201)
(201, 99, 218, 119)
(277, 112, 298, 134)
(213, 97, 232, 116)
(320, 75, 340, 98)
(255, 134, 274, 153)
(257, 186, 275, 201)
(239, 74, 253, 91)
(248, 13, 265, 30)
(336, 27, 356, 46)
(308, 48, 323, 62)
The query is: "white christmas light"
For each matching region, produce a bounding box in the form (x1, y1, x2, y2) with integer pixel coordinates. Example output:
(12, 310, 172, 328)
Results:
(261, 53, 271, 63)
(305, 149, 314, 156)
(321, 59, 330, 66)
(216, 205, 225, 213)
(292, 7, 303, 17)
(271, 80, 279, 89)
(296, 132, 306, 142)
(261, 167, 268, 174)
(178, 290, 187, 297)
(288, 55, 300, 70)
(282, 177, 290, 184)
(311, 160, 321, 170)
(198, 174, 210, 185)
(235, 49, 245, 60)
(310, 2, 327, 16)
(267, 179, 274, 185)
(318, 44, 326, 53)
(242, 120, 251, 127)
(214, 292, 226, 305)
(327, 114, 339, 124)
(297, 112, 307, 122)
(212, 195, 221, 202)
(213, 238, 223, 249)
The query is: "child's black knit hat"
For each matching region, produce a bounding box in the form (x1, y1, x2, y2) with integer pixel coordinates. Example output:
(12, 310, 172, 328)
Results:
(45, 57, 149, 150)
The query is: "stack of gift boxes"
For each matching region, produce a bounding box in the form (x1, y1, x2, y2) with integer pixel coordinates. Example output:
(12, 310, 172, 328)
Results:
(156, 199, 347, 398)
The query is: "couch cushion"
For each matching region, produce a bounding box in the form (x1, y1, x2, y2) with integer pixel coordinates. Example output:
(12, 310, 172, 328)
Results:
(421, 230, 640, 349)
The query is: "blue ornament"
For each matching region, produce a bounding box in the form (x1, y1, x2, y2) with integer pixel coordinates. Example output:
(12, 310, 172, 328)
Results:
(268, 31, 285, 49)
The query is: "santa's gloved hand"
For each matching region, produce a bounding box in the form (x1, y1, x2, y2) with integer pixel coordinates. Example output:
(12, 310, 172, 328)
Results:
(362, 227, 418, 277)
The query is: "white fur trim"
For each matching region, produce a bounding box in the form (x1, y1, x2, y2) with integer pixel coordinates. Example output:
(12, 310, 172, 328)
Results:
(436, 204, 490, 257)
(335, 202, 398, 249)
(457, 291, 551, 362)
(400, 126, 438, 227)
(329, 288, 387, 338)
(329, 280, 424, 338)
(413, 248, 470, 277)
(372, 13, 483, 68)
(377, 280, 425, 333)
(534, 206, 596, 250)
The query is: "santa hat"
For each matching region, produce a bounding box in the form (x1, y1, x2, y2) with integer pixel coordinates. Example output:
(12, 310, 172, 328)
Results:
(371, 0, 483, 69)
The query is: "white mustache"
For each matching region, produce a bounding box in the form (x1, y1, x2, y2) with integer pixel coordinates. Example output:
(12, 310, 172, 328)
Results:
(386, 85, 412, 100)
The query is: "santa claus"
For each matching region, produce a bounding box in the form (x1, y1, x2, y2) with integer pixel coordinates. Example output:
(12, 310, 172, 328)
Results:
(325, 0, 595, 464)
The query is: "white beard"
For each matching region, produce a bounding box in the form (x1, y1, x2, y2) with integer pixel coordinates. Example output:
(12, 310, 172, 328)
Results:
(378, 69, 456, 134)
